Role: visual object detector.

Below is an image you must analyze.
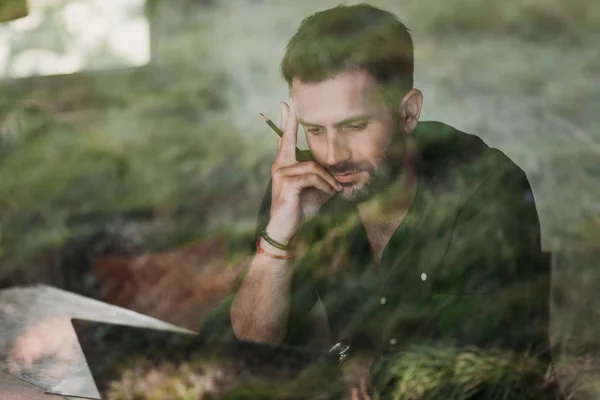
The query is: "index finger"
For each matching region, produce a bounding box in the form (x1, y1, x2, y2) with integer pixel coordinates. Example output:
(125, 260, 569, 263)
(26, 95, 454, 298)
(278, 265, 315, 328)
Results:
(280, 98, 299, 160)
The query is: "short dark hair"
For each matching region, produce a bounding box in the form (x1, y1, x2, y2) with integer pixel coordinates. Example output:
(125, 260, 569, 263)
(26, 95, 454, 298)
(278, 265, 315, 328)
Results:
(280, 3, 414, 107)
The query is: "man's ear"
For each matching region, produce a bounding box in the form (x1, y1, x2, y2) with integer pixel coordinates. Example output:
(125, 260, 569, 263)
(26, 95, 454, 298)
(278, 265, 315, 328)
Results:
(398, 89, 423, 135)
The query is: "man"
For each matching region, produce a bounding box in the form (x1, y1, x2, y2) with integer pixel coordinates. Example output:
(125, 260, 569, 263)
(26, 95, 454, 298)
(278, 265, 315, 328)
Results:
(204, 3, 554, 398)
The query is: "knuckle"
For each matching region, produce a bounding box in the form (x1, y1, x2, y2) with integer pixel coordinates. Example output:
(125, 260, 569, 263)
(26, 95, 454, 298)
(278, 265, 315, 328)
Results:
(296, 175, 309, 187)
(281, 175, 296, 187)
(308, 161, 321, 172)
(308, 162, 325, 175)
(272, 171, 285, 185)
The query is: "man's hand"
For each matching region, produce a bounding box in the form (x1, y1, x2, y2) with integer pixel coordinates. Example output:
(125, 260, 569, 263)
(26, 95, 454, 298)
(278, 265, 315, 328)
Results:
(266, 99, 343, 244)
(351, 377, 372, 400)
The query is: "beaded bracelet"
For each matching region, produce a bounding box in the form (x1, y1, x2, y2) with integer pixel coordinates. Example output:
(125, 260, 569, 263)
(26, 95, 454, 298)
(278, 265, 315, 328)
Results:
(260, 229, 294, 251)
(256, 237, 296, 260)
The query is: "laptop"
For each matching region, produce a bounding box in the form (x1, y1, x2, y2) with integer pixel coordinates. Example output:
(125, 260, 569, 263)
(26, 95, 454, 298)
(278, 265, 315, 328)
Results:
(71, 319, 346, 399)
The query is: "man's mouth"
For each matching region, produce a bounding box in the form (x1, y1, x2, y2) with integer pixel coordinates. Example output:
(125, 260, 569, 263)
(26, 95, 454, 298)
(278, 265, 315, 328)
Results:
(334, 171, 361, 183)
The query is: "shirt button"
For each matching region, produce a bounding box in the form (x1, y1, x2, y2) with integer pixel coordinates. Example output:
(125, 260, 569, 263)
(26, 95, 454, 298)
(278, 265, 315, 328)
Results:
(421, 273, 427, 281)
(389, 338, 397, 346)
(379, 297, 387, 305)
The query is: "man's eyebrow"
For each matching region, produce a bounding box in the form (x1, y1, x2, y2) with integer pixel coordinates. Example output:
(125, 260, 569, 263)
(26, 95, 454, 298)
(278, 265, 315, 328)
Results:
(298, 115, 372, 128)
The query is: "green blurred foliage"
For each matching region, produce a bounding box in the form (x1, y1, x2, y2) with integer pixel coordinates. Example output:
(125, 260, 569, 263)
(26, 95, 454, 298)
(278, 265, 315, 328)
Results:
(402, 0, 599, 44)
(0, 3, 272, 271)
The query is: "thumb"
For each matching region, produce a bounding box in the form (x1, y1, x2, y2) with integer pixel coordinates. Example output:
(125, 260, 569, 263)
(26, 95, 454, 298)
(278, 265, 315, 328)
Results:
(279, 102, 289, 131)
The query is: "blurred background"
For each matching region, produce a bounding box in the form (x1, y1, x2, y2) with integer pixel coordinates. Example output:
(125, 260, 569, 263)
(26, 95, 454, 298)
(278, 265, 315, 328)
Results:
(0, 0, 598, 398)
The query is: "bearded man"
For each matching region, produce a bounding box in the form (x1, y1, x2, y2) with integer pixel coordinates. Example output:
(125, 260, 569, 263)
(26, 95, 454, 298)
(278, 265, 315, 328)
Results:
(203, 3, 554, 398)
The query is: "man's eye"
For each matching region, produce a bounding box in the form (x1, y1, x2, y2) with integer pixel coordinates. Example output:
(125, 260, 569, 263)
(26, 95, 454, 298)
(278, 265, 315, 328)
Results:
(307, 127, 323, 134)
(346, 123, 368, 131)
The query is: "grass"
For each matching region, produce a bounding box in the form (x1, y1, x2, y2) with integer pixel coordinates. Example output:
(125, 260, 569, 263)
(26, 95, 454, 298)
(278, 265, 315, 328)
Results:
(102, 345, 563, 399)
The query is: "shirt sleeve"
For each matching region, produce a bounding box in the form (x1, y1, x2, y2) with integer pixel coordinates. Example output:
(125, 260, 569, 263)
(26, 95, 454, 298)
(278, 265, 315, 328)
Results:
(370, 157, 552, 397)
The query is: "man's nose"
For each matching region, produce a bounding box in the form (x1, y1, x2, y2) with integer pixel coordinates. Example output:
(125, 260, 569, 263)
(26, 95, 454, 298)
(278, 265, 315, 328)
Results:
(326, 133, 351, 166)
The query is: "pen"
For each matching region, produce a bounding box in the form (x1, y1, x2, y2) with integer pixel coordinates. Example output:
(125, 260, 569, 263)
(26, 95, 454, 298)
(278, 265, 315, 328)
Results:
(260, 112, 313, 162)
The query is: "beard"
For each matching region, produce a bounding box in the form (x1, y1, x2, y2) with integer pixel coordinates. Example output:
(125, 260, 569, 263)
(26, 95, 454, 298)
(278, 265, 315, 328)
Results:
(331, 137, 407, 205)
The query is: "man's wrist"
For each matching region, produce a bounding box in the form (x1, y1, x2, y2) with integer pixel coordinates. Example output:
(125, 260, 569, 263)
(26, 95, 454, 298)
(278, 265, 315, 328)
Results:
(257, 236, 292, 257)
(264, 223, 296, 247)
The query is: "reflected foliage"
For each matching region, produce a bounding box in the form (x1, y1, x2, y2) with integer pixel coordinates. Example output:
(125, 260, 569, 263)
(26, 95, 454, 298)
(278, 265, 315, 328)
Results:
(0, 0, 598, 399)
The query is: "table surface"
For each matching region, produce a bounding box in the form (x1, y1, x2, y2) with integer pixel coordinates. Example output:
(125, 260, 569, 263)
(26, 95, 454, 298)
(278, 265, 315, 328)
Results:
(0, 371, 65, 400)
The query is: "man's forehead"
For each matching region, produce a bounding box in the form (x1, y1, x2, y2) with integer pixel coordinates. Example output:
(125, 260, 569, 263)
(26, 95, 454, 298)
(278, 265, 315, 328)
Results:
(290, 71, 385, 124)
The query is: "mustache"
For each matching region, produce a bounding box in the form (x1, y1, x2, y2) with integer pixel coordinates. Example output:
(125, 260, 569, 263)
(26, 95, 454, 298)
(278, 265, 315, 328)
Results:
(327, 162, 372, 175)
(325, 141, 401, 176)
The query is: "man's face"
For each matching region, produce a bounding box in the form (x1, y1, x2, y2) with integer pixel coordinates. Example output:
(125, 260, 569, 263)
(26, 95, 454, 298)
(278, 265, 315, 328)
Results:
(291, 69, 404, 204)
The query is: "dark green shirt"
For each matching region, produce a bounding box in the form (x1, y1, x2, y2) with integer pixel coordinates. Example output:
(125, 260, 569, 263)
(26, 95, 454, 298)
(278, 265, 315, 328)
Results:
(251, 121, 550, 355)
